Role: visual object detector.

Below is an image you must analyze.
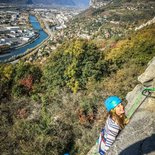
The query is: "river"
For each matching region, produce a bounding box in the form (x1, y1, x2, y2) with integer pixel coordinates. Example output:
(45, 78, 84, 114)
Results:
(0, 15, 48, 62)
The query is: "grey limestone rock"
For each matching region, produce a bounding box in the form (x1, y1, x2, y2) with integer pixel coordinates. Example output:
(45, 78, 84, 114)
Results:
(87, 57, 155, 155)
(107, 57, 155, 155)
(138, 57, 155, 84)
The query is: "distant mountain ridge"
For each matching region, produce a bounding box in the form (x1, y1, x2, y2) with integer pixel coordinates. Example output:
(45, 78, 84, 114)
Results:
(0, 0, 74, 6)
(90, 0, 155, 8)
(0, 0, 30, 4)
(0, 0, 89, 6)
(32, 0, 75, 6)
(73, 0, 89, 7)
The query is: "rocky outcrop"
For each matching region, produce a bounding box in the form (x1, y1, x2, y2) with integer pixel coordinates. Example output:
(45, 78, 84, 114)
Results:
(138, 57, 155, 84)
(89, 0, 111, 8)
(87, 57, 155, 155)
(107, 57, 155, 155)
(135, 17, 155, 31)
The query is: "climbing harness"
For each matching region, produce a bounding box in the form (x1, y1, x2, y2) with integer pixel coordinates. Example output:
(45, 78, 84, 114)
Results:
(127, 87, 155, 119)
(94, 88, 155, 155)
(99, 129, 106, 155)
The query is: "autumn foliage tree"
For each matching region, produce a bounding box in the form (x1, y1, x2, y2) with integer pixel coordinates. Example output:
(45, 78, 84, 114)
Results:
(19, 75, 33, 91)
(12, 61, 42, 97)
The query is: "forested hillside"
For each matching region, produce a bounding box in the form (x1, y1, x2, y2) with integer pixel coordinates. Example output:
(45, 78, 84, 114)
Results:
(1, 0, 155, 154)
(1, 22, 155, 154)
(54, 0, 155, 46)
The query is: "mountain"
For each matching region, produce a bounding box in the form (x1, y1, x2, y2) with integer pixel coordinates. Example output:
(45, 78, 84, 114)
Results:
(27, 0, 33, 4)
(0, 0, 75, 6)
(73, 0, 89, 7)
(0, 0, 30, 4)
(90, 0, 155, 8)
(32, 0, 75, 6)
(0, 0, 91, 7)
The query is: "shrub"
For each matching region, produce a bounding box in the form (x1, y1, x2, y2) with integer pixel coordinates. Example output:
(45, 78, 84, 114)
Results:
(12, 61, 42, 97)
(43, 39, 109, 93)
(0, 64, 14, 100)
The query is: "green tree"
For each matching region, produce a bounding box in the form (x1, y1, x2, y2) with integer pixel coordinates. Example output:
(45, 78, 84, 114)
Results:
(0, 64, 14, 100)
(43, 39, 109, 93)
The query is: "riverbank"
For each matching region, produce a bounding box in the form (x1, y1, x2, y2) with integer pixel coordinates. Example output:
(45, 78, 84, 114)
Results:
(0, 15, 49, 63)
(14, 33, 39, 49)
(6, 32, 50, 63)
(19, 15, 52, 62)
(10, 35, 50, 64)
(10, 14, 52, 63)
(0, 33, 39, 56)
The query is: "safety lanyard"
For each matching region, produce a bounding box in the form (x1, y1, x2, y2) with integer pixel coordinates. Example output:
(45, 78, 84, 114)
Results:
(127, 87, 155, 119)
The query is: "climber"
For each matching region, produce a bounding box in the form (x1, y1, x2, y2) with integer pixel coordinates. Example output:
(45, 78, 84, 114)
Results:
(98, 96, 129, 155)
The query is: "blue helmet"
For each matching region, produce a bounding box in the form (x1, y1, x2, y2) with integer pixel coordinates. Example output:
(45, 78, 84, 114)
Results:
(104, 96, 122, 112)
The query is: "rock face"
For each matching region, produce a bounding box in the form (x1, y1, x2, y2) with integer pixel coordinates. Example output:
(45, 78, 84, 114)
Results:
(135, 17, 155, 31)
(107, 57, 155, 155)
(87, 57, 155, 155)
(138, 57, 155, 84)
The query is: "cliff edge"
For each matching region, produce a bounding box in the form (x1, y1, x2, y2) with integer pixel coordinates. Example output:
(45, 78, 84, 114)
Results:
(87, 57, 155, 155)
(108, 57, 155, 155)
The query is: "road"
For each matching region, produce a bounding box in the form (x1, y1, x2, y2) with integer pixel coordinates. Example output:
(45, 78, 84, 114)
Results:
(10, 17, 54, 64)
(42, 18, 54, 38)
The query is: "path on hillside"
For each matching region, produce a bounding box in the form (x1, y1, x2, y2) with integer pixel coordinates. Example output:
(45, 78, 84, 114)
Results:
(42, 18, 54, 38)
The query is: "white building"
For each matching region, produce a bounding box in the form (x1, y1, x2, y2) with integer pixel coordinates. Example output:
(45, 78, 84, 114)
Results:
(6, 26, 19, 31)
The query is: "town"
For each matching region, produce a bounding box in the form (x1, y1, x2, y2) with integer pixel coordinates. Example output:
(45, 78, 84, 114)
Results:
(0, 10, 37, 54)
(0, 0, 155, 64)
(0, 6, 81, 62)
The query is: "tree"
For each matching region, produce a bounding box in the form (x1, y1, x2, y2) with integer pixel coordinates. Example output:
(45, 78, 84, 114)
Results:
(43, 39, 109, 93)
(12, 61, 42, 97)
(0, 64, 14, 100)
